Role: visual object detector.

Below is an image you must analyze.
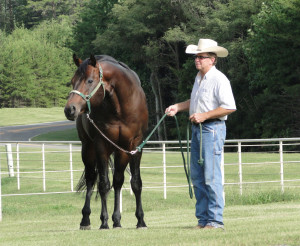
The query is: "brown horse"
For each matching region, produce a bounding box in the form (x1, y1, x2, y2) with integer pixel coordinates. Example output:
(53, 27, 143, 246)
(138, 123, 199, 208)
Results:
(64, 54, 148, 229)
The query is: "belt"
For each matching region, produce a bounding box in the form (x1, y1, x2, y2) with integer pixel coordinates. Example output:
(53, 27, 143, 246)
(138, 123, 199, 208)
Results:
(192, 118, 222, 126)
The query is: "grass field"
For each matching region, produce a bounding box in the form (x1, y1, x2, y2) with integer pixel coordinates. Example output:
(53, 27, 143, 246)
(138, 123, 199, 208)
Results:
(0, 107, 66, 126)
(1, 108, 300, 245)
(1, 147, 300, 245)
(1, 191, 300, 246)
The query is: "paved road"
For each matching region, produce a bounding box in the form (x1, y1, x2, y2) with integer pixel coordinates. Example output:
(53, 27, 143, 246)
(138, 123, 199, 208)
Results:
(0, 121, 76, 141)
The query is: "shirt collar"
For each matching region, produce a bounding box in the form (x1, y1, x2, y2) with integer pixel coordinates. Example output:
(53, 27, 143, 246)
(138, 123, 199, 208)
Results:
(196, 66, 216, 84)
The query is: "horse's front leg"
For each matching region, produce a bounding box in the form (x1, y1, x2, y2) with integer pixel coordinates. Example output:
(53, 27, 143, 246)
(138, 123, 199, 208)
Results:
(80, 175, 95, 230)
(80, 144, 97, 230)
(97, 156, 111, 229)
(129, 151, 147, 229)
(112, 152, 128, 228)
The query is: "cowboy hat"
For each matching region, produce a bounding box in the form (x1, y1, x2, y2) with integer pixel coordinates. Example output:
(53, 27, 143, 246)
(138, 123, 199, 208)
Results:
(185, 39, 228, 57)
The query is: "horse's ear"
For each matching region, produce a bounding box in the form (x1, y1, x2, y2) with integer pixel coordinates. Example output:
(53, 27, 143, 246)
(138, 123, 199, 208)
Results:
(90, 54, 97, 67)
(73, 54, 82, 67)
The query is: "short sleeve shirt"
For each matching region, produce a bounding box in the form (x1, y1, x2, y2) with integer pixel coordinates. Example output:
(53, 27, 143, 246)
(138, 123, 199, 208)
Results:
(189, 66, 236, 120)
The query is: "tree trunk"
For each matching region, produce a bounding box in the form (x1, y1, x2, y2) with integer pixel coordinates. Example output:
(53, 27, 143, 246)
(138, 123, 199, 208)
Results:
(150, 71, 167, 141)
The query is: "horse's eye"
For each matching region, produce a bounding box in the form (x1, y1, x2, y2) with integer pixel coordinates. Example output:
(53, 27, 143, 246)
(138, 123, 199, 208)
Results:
(88, 79, 93, 84)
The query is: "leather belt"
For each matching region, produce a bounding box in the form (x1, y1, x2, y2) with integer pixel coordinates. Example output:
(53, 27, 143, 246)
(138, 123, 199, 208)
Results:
(192, 119, 222, 126)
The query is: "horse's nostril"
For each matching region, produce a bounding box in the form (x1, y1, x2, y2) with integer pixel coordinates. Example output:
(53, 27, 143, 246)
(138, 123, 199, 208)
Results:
(64, 105, 77, 120)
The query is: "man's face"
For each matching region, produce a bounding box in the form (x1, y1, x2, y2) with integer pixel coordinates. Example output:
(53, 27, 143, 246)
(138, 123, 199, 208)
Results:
(194, 52, 215, 71)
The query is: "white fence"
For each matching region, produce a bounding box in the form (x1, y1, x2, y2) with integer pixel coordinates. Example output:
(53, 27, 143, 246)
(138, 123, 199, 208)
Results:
(1, 138, 300, 221)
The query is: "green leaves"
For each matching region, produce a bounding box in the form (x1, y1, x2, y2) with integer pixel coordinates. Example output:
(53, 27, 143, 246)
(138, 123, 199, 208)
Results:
(0, 20, 73, 107)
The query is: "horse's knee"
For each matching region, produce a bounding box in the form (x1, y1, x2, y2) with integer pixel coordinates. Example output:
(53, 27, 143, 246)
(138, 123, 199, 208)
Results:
(98, 179, 111, 195)
(113, 172, 125, 188)
(131, 176, 142, 193)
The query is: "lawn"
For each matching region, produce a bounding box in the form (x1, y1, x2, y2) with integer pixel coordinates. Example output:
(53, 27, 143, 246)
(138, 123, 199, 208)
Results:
(1, 108, 300, 245)
(1, 190, 300, 246)
(0, 107, 66, 126)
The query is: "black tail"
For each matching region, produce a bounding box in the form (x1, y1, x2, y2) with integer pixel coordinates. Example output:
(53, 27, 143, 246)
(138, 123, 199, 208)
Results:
(76, 157, 114, 193)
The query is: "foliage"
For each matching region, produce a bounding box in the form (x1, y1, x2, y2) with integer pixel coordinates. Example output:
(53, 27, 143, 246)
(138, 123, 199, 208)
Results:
(25, 0, 88, 27)
(70, 0, 118, 58)
(244, 0, 300, 137)
(0, 0, 300, 139)
(0, 20, 73, 107)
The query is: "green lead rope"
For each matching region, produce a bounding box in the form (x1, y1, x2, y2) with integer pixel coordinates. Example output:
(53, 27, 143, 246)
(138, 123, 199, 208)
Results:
(136, 113, 204, 199)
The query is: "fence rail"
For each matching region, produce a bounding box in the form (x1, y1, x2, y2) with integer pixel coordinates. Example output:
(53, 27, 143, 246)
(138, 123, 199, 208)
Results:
(1, 138, 300, 221)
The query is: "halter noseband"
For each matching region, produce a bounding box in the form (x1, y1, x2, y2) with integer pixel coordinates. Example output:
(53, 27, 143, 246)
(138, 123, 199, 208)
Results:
(69, 64, 105, 114)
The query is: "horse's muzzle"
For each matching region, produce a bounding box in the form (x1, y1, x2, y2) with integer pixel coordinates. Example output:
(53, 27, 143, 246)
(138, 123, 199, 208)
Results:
(64, 104, 78, 121)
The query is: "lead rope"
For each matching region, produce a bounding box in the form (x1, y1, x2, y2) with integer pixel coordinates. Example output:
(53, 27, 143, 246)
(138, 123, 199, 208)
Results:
(87, 112, 203, 199)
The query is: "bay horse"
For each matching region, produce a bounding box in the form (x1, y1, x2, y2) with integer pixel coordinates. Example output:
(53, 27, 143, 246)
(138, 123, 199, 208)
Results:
(64, 54, 148, 229)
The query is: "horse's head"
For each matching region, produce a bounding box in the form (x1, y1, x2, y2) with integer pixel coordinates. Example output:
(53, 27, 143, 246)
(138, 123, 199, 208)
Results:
(64, 54, 105, 121)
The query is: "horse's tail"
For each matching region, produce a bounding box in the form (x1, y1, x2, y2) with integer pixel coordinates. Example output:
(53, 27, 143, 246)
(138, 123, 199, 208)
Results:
(75, 157, 114, 194)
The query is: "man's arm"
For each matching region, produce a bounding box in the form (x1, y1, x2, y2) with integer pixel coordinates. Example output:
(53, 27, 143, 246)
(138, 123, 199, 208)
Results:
(165, 100, 190, 116)
(189, 107, 236, 123)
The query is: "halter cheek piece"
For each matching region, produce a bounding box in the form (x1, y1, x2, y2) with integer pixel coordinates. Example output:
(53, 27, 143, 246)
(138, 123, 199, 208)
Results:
(69, 64, 105, 114)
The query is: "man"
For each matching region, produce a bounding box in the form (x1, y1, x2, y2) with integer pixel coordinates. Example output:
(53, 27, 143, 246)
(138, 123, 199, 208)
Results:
(165, 38, 236, 229)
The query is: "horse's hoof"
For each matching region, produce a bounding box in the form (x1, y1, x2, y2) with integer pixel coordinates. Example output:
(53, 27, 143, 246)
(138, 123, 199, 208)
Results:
(80, 225, 91, 230)
(113, 226, 122, 229)
(137, 226, 148, 230)
(136, 222, 147, 229)
(99, 225, 109, 230)
(113, 222, 122, 229)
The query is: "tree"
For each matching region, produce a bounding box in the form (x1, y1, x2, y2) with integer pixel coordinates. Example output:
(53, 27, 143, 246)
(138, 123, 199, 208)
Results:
(0, 20, 74, 107)
(245, 0, 300, 137)
(71, 0, 117, 58)
(162, 0, 267, 139)
(25, 0, 87, 28)
(92, 0, 186, 140)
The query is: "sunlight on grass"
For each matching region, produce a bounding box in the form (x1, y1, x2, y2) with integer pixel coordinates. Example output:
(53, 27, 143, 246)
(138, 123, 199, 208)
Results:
(0, 107, 66, 126)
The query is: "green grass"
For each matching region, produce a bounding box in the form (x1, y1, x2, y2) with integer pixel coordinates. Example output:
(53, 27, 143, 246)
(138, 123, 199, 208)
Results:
(1, 191, 300, 245)
(31, 128, 80, 141)
(1, 108, 300, 244)
(0, 107, 66, 126)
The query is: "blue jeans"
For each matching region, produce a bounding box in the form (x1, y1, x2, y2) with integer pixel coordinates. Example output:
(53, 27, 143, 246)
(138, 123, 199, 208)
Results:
(190, 121, 226, 227)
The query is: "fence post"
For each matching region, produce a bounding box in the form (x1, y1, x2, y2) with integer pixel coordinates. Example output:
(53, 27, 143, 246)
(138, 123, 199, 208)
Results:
(221, 148, 225, 204)
(238, 141, 243, 195)
(5, 144, 14, 177)
(279, 141, 284, 193)
(69, 144, 74, 192)
(163, 143, 167, 199)
(42, 144, 46, 191)
(17, 143, 20, 190)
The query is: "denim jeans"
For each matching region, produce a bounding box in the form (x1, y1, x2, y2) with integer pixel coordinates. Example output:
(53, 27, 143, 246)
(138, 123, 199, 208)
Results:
(190, 121, 226, 227)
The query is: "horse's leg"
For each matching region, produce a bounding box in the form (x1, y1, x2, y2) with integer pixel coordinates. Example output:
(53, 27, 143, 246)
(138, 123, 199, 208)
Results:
(96, 147, 111, 230)
(80, 143, 97, 230)
(112, 151, 128, 228)
(129, 151, 147, 228)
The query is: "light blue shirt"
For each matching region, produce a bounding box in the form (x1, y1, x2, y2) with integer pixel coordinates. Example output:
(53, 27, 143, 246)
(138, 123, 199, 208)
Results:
(189, 66, 236, 120)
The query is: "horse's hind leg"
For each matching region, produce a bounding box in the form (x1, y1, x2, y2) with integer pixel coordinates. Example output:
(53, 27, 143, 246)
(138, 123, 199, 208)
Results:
(112, 152, 128, 228)
(129, 151, 147, 228)
(80, 143, 97, 230)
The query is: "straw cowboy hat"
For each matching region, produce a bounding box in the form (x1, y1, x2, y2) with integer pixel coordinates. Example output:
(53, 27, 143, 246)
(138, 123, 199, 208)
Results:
(185, 38, 228, 57)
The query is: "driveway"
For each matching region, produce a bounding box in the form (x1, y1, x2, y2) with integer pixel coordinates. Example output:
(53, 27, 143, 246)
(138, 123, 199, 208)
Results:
(0, 121, 76, 141)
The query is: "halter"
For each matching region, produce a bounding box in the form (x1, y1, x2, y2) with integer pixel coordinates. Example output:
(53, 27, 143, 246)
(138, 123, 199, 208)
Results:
(69, 64, 105, 114)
